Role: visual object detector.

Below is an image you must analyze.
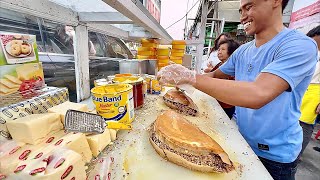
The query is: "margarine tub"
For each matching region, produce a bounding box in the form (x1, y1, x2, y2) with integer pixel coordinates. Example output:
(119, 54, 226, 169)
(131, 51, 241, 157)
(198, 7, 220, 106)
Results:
(112, 76, 144, 109)
(91, 84, 134, 125)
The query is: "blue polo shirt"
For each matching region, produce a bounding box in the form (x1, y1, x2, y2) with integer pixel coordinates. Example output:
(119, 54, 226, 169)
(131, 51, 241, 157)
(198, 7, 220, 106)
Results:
(220, 28, 318, 163)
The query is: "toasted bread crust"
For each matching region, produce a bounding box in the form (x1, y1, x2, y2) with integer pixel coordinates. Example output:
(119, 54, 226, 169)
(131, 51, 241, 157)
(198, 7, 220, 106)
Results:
(149, 111, 234, 173)
(163, 89, 198, 116)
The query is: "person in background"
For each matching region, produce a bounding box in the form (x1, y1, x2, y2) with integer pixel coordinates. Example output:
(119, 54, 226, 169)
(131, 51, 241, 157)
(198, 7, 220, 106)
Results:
(212, 39, 240, 118)
(157, 0, 318, 179)
(53, 25, 96, 56)
(299, 25, 320, 156)
(203, 32, 231, 73)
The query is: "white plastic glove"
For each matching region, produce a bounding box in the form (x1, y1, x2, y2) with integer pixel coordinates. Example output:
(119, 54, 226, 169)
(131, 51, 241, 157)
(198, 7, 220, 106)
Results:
(157, 64, 196, 86)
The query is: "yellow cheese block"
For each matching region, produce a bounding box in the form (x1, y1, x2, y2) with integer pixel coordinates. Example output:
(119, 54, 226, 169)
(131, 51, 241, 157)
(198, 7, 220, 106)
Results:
(109, 129, 117, 141)
(86, 128, 111, 157)
(45, 148, 87, 179)
(8, 148, 86, 180)
(0, 84, 19, 94)
(55, 133, 92, 163)
(0, 131, 66, 175)
(16, 63, 44, 81)
(0, 140, 25, 159)
(0, 79, 20, 88)
(48, 101, 89, 124)
(25, 131, 93, 165)
(6, 113, 63, 145)
(4, 74, 22, 84)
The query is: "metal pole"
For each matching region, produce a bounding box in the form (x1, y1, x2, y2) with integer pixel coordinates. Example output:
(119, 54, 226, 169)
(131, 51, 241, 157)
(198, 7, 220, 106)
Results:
(74, 25, 90, 102)
(195, 0, 208, 73)
(207, 20, 215, 56)
(184, 0, 190, 39)
(220, 18, 225, 34)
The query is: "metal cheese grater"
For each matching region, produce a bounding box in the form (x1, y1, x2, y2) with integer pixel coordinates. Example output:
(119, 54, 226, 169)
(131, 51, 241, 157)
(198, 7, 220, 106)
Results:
(64, 110, 132, 134)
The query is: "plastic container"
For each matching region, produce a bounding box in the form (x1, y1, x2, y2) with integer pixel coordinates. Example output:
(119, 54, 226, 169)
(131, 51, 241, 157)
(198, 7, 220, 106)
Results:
(137, 50, 156, 56)
(172, 44, 186, 50)
(137, 47, 156, 52)
(141, 42, 158, 48)
(171, 52, 184, 57)
(157, 56, 170, 64)
(157, 48, 170, 56)
(172, 40, 186, 45)
(91, 84, 134, 123)
(136, 55, 156, 59)
(171, 49, 185, 53)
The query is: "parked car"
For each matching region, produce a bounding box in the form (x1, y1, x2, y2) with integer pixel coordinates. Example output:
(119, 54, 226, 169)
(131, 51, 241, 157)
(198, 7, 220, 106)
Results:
(0, 8, 133, 102)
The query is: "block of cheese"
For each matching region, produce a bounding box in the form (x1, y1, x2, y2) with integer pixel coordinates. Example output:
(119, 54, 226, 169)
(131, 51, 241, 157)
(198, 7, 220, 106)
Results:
(0, 78, 20, 88)
(48, 101, 89, 124)
(4, 74, 22, 84)
(26, 132, 93, 164)
(0, 131, 66, 175)
(16, 63, 43, 81)
(0, 83, 19, 94)
(109, 129, 117, 141)
(8, 148, 86, 180)
(86, 128, 111, 157)
(62, 133, 92, 163)
(6, 113, 63, 145)
(0, 140, 25, 158)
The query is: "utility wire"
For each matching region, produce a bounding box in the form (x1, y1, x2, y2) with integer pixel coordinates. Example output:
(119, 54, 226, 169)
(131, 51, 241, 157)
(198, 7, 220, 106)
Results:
(165, 0, 201, 30)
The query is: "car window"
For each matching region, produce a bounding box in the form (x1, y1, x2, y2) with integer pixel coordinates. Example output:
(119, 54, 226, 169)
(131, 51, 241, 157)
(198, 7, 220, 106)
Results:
(107, 36, 131, 59)
(41, 20, 75, 54)
(88, 32, 105, 57)
(0, 8, 44, 51)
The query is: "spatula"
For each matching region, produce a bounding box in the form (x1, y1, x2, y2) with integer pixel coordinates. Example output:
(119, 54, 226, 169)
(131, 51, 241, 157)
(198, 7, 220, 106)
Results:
(64, 109, 132, 134)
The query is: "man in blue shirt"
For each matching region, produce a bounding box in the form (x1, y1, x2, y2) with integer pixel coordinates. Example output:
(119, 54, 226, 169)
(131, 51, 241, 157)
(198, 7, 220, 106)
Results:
(157, 0, 318, 179)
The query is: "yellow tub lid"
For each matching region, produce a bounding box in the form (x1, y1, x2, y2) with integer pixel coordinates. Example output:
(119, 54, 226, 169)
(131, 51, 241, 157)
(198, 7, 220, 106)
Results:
(172, 40, 186, 45)
(91, 84, 132, 95)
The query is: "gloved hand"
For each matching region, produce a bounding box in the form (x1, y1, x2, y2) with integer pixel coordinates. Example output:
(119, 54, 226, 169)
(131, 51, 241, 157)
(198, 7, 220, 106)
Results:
(157, 64, 196, 86)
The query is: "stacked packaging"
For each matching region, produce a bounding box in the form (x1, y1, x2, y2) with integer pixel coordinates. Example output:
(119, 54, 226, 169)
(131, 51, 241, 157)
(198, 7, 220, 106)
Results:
(137, 39, 159, 59)
(157, 48, 170, 70)
(170, 40, 186, 64)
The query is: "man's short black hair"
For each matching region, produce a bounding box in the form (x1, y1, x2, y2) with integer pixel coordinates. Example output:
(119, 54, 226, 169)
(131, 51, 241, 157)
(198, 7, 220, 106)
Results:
(282, 0, 289, 12)
(306, 25, 320, 38)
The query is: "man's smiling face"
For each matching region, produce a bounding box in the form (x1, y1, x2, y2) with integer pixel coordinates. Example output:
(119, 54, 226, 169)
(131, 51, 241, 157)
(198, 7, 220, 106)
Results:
(239, 0, 274, 36)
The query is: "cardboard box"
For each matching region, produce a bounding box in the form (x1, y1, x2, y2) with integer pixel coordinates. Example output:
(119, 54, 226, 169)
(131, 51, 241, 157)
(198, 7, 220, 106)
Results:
(0, 63, 45, 97)
(0, 32, 39, 65)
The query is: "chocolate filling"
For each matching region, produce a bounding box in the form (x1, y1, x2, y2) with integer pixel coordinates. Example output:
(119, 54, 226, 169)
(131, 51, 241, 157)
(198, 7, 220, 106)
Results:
(163, 97, 198, 116)
(150, 130, 234, 173)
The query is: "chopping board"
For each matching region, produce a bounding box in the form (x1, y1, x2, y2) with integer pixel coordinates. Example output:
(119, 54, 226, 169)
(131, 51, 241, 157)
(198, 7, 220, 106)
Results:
(87, 89, 273, 180)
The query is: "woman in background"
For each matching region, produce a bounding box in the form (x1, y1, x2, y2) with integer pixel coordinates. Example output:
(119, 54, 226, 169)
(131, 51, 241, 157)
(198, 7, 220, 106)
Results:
(203, 32, 231, 73)
(211, 39, 240, 118)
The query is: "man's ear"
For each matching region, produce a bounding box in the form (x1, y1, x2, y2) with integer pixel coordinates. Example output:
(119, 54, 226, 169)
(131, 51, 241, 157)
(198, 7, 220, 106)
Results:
(271, 0, 282, 10)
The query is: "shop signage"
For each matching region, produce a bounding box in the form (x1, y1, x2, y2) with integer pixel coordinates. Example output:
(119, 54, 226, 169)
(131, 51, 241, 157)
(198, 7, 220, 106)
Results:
(146, 0, 161, 22)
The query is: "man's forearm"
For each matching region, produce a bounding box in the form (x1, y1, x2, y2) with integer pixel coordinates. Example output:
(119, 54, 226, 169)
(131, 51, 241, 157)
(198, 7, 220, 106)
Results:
(194, 74, 271, 109)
